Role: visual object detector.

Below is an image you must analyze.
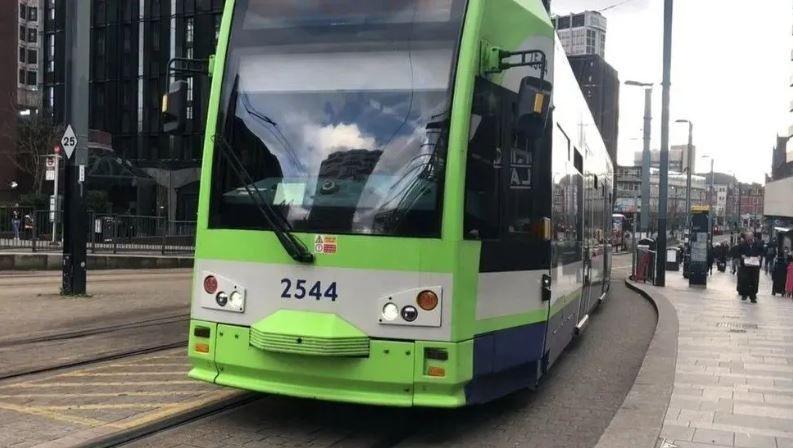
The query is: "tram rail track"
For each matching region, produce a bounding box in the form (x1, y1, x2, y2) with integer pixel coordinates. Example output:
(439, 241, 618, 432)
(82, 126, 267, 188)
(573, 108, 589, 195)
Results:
(0, 341, 188, 382)
(0, 314, 191, 381)
(97, 393, 259, 448)
(0, 313, 190, 348)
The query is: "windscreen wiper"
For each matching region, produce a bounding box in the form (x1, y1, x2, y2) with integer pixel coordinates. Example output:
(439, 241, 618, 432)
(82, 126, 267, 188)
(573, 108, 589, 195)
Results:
(213, 135, 315, 264)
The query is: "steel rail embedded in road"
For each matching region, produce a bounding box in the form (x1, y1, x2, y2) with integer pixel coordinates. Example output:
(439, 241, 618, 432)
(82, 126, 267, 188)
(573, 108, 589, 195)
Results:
(0, 340, 188, 382)
(0, 314, 191, 381)
(0, 314, 190, 348)
(97, 393, 259, 448)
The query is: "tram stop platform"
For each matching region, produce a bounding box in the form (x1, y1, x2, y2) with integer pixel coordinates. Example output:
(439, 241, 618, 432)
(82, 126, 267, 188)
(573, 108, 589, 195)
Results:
(614, 266, 793, 448)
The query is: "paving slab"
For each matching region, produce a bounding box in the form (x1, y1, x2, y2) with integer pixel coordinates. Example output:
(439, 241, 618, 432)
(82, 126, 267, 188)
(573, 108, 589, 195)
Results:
(631, 267, 793, 448)
(0, 348, 247, 448)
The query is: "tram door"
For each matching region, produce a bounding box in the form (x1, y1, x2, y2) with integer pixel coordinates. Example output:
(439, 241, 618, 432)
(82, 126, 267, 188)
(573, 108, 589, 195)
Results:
(588, 181, 607, 305)
(602, 186, 612, 295)
(578, 168, 595, 321)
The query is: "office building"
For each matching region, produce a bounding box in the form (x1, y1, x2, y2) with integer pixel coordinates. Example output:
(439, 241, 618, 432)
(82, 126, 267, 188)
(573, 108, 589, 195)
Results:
(17, 0, 40, 114)
(42, 0, 224, 220)
(553, 11, 619, 166)
(698, 172, 740, 227)
(634, 145, 696, 174)
(614, 165, 706, 230)
(568, 54, 619, 165)
(0, 0, 43, 202)
(552, 11, 607, 58)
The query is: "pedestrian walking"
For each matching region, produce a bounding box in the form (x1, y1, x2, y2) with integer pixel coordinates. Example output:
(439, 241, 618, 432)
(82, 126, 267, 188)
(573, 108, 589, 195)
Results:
(10, 209, 21, 240)
(738, 231, 764, 303)
(765, 243, 777, 276)
(707, 243, 715, 276)
(786, 256, 793, 298)
(729, 238, 742, 275)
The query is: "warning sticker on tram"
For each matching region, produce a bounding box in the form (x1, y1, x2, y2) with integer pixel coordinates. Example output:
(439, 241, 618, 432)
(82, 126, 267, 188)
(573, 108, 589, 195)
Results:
(314, 235, 338, 255)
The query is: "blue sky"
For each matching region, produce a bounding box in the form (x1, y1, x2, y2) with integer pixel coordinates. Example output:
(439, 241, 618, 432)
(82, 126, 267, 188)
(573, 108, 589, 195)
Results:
(551, 0, 790, 183)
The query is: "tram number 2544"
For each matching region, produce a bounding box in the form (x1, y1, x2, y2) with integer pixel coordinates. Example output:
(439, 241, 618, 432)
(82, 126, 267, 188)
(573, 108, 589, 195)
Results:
(280, 279, 338, 301)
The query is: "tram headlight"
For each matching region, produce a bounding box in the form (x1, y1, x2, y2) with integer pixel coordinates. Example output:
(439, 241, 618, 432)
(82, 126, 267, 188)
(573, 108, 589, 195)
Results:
(382, 302, 399, 321)
(228, 290, 244, 309)
(216, 291, 229, 307)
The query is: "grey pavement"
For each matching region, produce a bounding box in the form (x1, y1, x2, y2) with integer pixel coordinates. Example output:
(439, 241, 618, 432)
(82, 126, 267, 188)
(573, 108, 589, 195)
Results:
(0, 269, 192, 379)
(633, 265, 793, 448)
(0, 270, 245, 448)
(125, 262, 658, 448)
(0, 269, 191, 339)
(0, 349, 240, 448)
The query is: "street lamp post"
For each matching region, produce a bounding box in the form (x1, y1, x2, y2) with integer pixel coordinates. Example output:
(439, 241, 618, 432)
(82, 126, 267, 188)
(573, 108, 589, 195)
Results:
(656, 0, 675, 287)
(700, 155, 715, 244)
(625, 80, 654, 235)
(675, 119, 694, 237)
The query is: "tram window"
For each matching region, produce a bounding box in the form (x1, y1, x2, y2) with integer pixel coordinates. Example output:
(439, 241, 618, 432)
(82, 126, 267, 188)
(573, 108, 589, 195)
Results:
(464, 77, 501, 239)
(573, 148, 583, 173)
(504, 99, 537, 237)
(464, 76, 547, 241)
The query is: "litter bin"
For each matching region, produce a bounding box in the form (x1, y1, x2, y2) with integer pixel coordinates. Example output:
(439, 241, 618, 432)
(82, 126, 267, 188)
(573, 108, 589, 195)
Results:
(666, 247, 681, 271)
(635, 238, 656, 282)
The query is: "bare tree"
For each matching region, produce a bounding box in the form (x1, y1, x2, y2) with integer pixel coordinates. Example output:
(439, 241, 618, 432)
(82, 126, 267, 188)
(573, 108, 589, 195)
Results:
(0, 97, 63, 195)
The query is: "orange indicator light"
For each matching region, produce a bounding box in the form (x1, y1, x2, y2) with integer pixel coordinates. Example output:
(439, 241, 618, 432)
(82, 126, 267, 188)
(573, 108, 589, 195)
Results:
(195, 343, 210, 353)
(427, 366, 446, 377)
(417, 290, 439, 311)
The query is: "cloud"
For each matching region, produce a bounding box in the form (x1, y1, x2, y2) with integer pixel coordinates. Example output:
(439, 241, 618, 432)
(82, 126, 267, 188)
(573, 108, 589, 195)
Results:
(302, 123, 377, 158)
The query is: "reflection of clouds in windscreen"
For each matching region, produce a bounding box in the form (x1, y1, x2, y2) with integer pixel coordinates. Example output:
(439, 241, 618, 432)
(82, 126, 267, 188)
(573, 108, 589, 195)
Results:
(302, 123, 377, 162)
(355, 125, 429, 216)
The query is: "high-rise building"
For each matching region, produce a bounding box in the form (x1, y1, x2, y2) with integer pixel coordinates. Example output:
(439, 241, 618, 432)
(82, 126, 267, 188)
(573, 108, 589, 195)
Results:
(42, 0, 224, 220)
(568, 54, 619, 164)
(553, 11, 619, 166)
(552, 11, 607, 58)
(17, 0, 40, 114)
(1, 0, 43, 202)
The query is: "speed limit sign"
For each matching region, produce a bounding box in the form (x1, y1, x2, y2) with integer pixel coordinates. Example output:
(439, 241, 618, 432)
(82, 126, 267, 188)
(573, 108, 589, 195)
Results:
(61, 125, 77, 159)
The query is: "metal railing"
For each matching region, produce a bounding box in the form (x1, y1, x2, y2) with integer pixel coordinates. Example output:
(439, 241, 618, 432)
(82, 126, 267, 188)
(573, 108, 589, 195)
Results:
(0, 210, 195, 255)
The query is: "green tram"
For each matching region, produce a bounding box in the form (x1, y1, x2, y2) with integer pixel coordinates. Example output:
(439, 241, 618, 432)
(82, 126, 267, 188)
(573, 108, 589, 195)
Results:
(165, 0, 614, 407)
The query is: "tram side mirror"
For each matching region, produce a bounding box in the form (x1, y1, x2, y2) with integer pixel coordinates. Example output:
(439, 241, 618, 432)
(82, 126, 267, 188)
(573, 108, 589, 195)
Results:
(162, 80, 188, 135)
(517, 76, 552, 138)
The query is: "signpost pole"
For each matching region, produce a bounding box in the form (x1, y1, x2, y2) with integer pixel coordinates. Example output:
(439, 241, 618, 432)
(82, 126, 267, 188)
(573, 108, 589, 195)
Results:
(51, 151, 59, 243)
(62, 1, 90, 295)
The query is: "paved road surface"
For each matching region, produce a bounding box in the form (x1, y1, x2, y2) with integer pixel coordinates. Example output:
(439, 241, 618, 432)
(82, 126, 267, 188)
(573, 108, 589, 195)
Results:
(126, 261, 657, 448)
(0, 270, 192, 377)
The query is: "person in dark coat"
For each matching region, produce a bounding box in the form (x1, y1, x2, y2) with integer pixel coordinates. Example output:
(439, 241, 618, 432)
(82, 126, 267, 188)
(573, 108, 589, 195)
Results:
(765, 243, 776, 276)
(737, 232, 764, 302)
(707, 244, 715, 275)
(729, 238, 742, 275)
